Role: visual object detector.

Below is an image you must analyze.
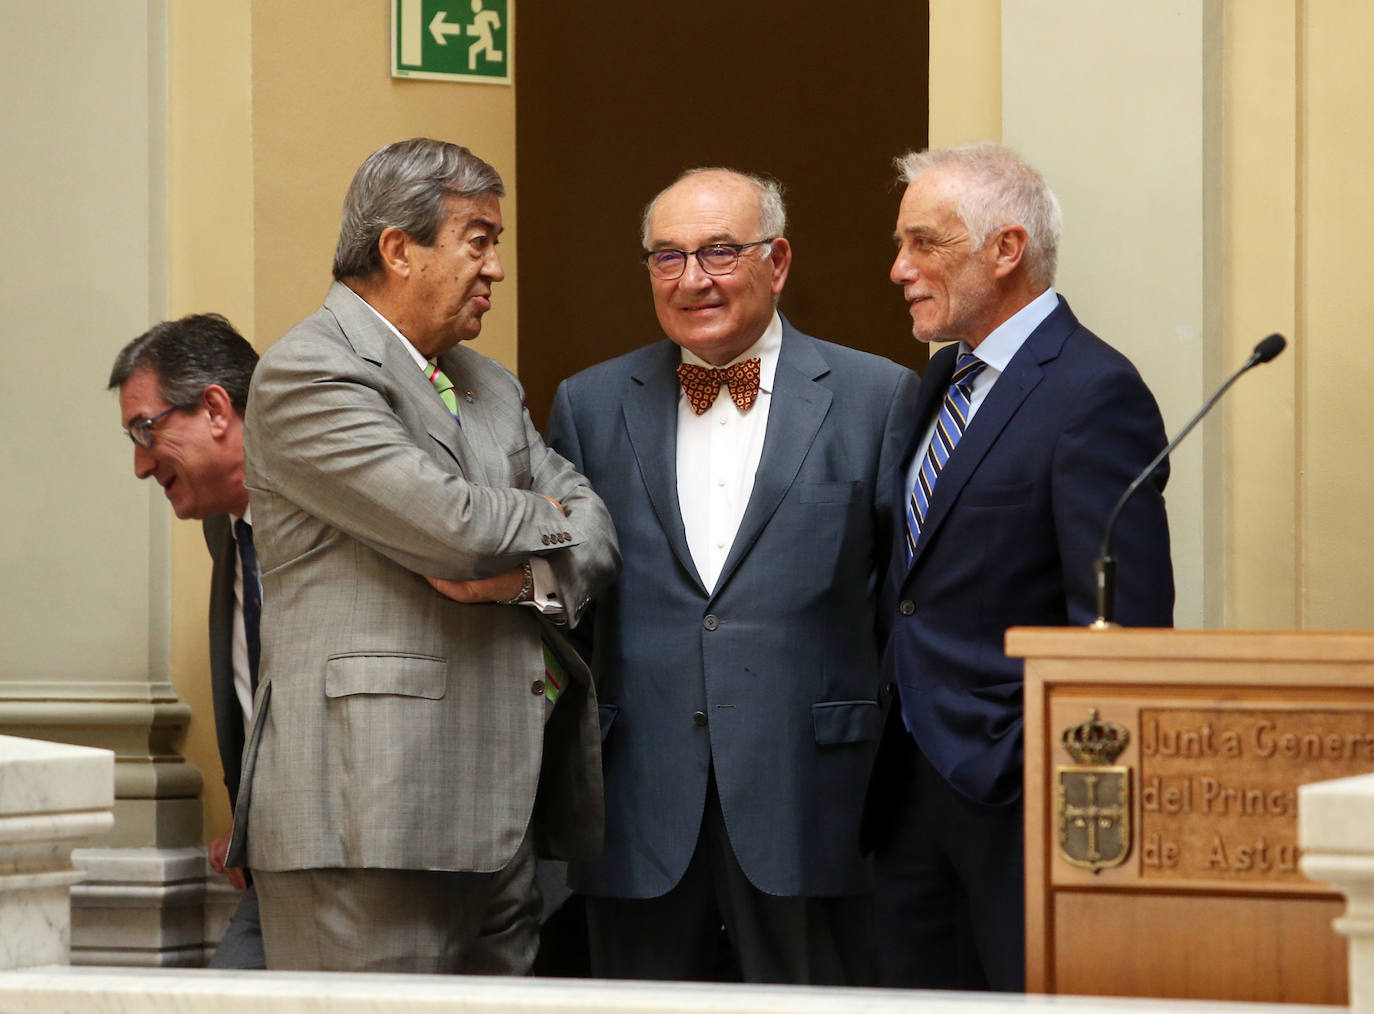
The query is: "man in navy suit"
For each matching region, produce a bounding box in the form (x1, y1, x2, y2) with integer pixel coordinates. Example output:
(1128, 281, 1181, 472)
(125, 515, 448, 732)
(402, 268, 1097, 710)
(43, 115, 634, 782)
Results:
(867, 143, 1174, 991)
(547, 168, 918, 984)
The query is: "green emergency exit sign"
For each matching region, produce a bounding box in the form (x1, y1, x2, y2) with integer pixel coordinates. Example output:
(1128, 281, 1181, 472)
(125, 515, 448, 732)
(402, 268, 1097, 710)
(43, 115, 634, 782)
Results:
(392, 0, 512, 84)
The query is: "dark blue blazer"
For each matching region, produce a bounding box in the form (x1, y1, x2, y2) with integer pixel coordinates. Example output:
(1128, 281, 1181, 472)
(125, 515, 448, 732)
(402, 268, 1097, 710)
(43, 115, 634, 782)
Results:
(203, 514, 245, 810)
(876, 297, 1174, 813)
(548, 318, 919, 898)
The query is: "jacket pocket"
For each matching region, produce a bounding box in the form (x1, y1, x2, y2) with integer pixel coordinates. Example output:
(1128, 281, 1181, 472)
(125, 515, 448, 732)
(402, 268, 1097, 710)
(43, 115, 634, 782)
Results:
(798, 480, 860, 504)
(324, 652, 448, 699)
(812, 699, 883, 745)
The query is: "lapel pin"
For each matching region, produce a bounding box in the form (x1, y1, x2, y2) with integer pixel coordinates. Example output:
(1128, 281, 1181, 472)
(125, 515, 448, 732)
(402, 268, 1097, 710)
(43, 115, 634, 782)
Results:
(465, 391, 475, 403)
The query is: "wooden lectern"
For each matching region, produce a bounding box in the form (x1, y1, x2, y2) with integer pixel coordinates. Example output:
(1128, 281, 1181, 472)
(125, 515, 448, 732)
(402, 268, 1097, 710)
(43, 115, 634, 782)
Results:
(1012, 628, 1374, 1005)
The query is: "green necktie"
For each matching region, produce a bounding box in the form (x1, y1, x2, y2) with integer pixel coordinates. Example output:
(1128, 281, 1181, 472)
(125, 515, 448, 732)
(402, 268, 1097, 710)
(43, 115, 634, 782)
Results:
(426, 362, 461, 423)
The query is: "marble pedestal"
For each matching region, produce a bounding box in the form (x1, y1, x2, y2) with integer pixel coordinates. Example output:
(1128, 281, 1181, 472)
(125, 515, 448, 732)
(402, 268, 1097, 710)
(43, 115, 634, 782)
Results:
(71, 847, 211, 966)
(1301, 771, 1374, 1014)
(0, 735, 113, 968)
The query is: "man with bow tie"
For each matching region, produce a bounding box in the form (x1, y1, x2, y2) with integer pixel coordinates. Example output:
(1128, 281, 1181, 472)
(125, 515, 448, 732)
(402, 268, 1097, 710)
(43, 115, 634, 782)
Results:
(546, 167, 918, 984)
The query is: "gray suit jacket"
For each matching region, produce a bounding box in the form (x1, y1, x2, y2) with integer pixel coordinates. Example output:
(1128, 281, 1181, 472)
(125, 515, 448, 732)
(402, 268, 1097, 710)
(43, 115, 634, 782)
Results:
(229, 282, 620, 875)
(547, 319, 918, 898)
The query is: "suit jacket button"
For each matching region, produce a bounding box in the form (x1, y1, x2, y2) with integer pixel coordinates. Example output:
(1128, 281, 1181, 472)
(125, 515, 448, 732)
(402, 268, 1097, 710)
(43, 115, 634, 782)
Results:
(541, 534, 551, 545)
(531, 680, 545, 696)
(703, 614, 719, 631)
(692, 711, 708, 727)
(899, 600, 915, 616)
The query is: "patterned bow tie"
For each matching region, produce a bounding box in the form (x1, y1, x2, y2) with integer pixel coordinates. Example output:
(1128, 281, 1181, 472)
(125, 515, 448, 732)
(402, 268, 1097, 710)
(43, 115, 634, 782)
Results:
(677, 357, 762, 414)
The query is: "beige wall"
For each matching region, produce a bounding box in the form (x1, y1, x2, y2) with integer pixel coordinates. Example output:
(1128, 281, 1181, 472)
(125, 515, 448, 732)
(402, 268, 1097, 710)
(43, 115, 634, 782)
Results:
(0, 2, 170, 690)
(928, 0, 1372, 632)
(1002, 1, 1222, 629)
(1290, 3, 1374, 628)
(928, 0, 1001, 146)
(169, 0, 520, 837)
(1222, 2, 1301, 628)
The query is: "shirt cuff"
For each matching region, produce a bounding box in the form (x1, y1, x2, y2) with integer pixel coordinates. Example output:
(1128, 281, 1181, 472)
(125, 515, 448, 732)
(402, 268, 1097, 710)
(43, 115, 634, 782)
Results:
(526, 557, 566, 619)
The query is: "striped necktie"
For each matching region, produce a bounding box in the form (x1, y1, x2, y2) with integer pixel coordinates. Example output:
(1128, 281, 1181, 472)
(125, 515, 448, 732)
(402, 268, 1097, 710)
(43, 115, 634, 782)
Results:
(426, 362, 461, 424)
(906, 352, 986, 563)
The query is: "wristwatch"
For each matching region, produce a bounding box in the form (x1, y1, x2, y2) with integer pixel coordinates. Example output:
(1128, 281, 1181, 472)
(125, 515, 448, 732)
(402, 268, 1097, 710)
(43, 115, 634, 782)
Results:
(499, 559, 534, 605)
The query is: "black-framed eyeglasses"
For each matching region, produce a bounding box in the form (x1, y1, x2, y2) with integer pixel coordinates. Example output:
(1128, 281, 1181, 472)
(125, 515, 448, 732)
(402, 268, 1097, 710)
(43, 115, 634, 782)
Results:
(641, 239, 775, 280)
(123, 402, 196, 449)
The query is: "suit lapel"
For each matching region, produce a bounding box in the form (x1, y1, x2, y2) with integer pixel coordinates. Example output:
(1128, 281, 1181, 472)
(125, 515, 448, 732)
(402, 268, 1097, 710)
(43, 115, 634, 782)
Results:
(321, 283, 479, 479)
(436, 347, 494, 483)
(905, 300, 1076, 575)
(714, 325, 831, 596)
(622, 342, 703, 591)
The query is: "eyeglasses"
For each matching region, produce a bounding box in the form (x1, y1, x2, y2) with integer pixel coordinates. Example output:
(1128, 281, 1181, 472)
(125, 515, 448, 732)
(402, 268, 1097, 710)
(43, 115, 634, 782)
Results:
(641, 239, 775, 281)
(123, 402, 196, 449)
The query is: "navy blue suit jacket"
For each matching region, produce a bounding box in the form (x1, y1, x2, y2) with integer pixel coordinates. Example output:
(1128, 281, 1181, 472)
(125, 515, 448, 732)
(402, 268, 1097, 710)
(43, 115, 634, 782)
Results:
(203, 514, 245, 811)
(548, 318, 919, 898)
(875, 297, 1174, 815)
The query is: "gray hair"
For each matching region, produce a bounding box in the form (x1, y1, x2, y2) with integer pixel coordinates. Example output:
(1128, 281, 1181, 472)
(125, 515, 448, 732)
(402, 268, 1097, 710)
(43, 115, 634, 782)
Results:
(640, 167, 787, 249)
(896, 142, 1062, 290)
(107, 313, 259, 414)
(332, 137, 505, 282)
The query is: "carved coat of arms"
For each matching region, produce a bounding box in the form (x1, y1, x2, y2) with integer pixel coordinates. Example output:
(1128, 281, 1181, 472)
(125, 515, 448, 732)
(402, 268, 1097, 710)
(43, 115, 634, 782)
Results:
(1057, 709, 1132, 872)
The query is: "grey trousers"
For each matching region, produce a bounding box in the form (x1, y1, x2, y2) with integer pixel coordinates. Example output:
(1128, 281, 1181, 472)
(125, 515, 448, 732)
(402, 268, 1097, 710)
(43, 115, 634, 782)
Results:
(255, 835, 539, 974)
(207, 883, 266, 969)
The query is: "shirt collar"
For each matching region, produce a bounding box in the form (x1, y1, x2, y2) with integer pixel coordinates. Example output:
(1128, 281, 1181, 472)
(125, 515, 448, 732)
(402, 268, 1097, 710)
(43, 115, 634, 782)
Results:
(678, 311, 783, 394)
(960, 287, 1059, 372)
(342, 284, 432, 371)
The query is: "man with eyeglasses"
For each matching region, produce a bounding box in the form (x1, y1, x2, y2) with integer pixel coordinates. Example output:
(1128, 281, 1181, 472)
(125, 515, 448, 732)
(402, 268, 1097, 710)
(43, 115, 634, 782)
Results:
(107, 312, 265, 969)
(546, 167, 919, 984)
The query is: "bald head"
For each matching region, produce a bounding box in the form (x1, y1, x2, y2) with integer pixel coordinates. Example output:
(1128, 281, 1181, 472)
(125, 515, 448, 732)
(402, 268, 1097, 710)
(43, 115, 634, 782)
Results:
(641, 168, 786, 249)
(640, 166, 793, 366)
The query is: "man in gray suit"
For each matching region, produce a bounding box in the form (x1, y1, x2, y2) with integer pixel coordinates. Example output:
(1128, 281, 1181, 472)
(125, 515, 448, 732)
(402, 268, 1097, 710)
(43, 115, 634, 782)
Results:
(546, 168, 918, 983)
(108, 313, 265, 968)
(229, 138, 620, 973)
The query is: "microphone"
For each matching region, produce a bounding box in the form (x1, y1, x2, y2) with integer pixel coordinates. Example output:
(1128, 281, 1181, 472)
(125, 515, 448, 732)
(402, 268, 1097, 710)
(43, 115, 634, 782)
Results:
(1091, 333, 1287, 628)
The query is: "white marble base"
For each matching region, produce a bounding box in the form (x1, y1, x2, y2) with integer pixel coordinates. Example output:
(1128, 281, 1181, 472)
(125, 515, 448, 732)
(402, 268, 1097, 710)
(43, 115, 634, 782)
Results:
(71, 847, 212, 966)
(1300, 771, 1374, 1014)
(0, 735, 114, 970)
(0, 969, 1344, 1014)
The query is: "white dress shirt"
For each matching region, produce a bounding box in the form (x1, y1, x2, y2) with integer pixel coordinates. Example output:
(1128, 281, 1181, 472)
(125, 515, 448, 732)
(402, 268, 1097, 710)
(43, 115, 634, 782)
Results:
(677, 312, 783, 593)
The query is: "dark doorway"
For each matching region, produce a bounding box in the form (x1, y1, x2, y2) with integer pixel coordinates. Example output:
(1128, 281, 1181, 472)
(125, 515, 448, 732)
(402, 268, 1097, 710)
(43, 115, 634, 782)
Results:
(515, 3, 931, 427)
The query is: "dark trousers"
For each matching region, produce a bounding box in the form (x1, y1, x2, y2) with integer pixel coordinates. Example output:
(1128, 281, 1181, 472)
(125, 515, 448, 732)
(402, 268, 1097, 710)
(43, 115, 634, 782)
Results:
(586, 772, 874, 985)
(207, 883, 266, 969)
(872, 737, 1025, 991)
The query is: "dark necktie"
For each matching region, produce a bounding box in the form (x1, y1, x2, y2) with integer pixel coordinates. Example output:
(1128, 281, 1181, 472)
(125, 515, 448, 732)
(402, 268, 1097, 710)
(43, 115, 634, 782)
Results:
(906, 353, 987, 563)
(677, 357, 763, 414)
(233, 518, 262, 694)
